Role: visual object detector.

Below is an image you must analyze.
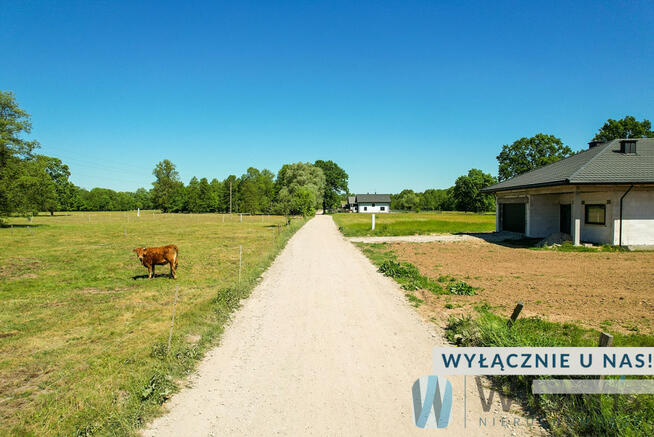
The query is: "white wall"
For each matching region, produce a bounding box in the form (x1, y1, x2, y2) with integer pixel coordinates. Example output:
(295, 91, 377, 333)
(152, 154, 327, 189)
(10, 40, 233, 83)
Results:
(578, 192, 615, 244)
(526, 194, 560, 238)
(496, 186, 654, 245)
(620, 190, 654, 245)
(501, 191, 616, 244)
(357, 202, 390, 213)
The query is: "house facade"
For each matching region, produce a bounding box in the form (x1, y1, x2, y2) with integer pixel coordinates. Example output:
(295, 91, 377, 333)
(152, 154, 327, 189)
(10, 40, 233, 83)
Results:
(483, 138, 654, 247)
(348, 194, 391, 213)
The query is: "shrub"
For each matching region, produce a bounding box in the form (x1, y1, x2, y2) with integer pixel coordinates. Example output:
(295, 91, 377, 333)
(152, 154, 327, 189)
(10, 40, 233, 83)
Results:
(446, 280, 477, 295)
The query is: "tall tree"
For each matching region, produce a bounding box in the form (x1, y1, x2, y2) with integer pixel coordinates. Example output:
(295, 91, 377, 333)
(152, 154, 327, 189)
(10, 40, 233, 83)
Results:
(185, 176, 202, 213)
(314, 160, 348, 213)
(274, 162, 325, 217)
(452, 169, 496, 213)
(133, 187, 153, 210)
(151, 159, 182, 212)
(592, 116, 654, 142)
(0, 91, 40, 218)
(209, 178, 224, 212)
(38, 155, 76, 214)
(496, 134, 573, 181)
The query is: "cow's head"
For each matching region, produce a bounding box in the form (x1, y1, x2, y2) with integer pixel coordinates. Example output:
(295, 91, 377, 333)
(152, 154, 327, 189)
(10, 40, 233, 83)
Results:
(133, 247, 147, 262)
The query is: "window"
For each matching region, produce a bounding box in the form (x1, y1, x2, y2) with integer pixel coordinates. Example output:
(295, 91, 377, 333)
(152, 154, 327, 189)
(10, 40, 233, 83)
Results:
(620, 140, 637, 154)
(363, 206, 368, 211)
(585, 204, 605, 225)
(380, 206, 385, 211)
(372, 203, 376, 207)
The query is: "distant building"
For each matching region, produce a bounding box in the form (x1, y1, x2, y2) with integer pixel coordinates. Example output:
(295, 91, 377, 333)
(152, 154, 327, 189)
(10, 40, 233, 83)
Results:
(483, 138, 654, 247)
(347, 194, 391, 213)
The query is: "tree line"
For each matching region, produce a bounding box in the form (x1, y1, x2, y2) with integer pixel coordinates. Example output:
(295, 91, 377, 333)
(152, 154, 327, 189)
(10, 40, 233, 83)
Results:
(0, 91, 350, 219)
(2, 90, 650, 218)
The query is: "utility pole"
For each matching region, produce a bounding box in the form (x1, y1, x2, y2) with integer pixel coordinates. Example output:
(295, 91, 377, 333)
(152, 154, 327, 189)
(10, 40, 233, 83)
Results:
(229, 181, 233, 214)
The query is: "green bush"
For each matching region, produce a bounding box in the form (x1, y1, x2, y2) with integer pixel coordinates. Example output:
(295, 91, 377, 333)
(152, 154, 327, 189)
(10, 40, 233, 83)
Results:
(446, 280, 477, 295)
(378, 260, 443, 294)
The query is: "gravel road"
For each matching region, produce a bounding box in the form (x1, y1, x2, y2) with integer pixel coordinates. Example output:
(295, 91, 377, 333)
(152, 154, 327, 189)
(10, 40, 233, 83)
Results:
(143, 216, 541, 436)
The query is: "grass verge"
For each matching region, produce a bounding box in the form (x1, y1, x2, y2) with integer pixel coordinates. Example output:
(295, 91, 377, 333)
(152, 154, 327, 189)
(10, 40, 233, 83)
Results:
(446, 305, 654, 436)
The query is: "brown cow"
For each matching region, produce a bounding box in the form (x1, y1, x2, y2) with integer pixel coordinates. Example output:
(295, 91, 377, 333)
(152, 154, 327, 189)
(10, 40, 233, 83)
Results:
(133, 245, 178, 279)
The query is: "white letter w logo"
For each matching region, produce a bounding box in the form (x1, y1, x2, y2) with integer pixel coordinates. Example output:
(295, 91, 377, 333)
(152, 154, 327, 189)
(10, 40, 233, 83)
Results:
(412, 376, 453, 428)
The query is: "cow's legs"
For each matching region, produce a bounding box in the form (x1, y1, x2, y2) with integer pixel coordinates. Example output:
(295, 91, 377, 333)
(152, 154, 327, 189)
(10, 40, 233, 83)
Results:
(150, 265, 155, 279)
(170, 261, 177, 279)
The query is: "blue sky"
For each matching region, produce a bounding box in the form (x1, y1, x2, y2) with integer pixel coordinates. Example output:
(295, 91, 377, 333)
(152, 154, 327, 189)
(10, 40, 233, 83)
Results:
(1, 0, 652, 193)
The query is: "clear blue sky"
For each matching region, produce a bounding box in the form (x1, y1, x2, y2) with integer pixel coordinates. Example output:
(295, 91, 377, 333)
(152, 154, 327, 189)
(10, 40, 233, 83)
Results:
(1, 0, 652, 193)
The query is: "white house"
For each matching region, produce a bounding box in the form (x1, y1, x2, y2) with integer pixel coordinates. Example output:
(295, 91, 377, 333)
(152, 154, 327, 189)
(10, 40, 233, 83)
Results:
(483, 138, 654, 247)
(351, 194, 391, 213)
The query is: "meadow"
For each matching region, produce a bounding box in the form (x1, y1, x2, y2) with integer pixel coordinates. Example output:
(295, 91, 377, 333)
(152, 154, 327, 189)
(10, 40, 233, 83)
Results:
(0, 211, 304, 436)
(332, 211, 496, 236)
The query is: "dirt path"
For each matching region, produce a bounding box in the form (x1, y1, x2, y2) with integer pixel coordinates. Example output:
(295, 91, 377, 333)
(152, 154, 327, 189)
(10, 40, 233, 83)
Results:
(347, 231, 524, 244)
(143, 216, 542, 436)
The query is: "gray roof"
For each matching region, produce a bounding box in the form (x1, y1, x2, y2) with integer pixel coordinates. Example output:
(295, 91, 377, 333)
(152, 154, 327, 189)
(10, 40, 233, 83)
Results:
(483, 138, 654, 192)
(355, 193, 391, 203)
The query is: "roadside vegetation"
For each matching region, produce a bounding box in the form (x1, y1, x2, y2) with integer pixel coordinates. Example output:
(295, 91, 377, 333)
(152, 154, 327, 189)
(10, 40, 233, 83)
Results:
(446, 305, 654, 436)
(334, 211, 495, 237)
(0, 211, 305, 435)
(356, 243, 477, 306)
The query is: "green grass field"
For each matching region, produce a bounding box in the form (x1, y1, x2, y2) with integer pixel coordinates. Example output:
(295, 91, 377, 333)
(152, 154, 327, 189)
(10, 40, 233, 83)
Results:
(332, 211, 496, 236)
(0, 211, 304, 436)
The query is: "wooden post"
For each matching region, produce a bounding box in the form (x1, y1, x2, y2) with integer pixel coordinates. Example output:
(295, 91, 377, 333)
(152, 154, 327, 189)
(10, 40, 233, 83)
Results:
(371, 213, 376, 230)
(240, 213, 243, 223)
(599, 332, 613, 380)
(599, 332, 613, 347)
(238, 245, 242, 283)
(507, 301, 523, 327)
(167, 286, 179, 352)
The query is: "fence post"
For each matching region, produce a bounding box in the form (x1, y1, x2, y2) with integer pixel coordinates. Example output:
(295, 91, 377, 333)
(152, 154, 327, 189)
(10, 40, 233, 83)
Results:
(371, 213, 376, 230)
(167, 285, 179, 352)
(599, 332, 613, 381)
(238, 245, 242, 283)
(599, 332, 613, 347)
(507, 301, 524, 327)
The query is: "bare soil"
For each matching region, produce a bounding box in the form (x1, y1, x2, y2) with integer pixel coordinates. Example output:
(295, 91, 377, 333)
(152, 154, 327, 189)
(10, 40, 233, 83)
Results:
(391, 241, 654, 334)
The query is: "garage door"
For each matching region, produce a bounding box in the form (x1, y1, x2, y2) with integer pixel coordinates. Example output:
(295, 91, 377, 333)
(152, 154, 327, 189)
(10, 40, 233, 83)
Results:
(502, 203, 525, 233)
